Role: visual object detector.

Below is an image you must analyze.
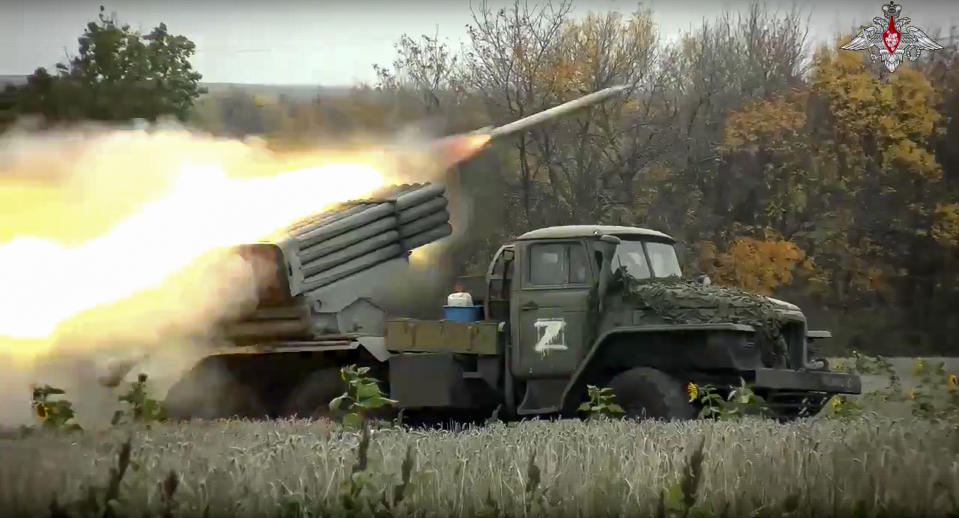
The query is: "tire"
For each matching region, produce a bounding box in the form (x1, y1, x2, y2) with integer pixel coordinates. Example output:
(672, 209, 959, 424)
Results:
(282, 368, 348, 419)
(607, 367, 697, 420)
(164, 358, 267, 420)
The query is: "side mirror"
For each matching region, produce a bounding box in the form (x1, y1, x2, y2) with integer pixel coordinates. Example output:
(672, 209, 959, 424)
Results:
(502, 249, 515, 262)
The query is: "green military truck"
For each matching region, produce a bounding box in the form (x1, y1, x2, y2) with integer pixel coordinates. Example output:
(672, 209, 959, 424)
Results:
(163, 87, 860, 421)
(164, 210, 861, 421)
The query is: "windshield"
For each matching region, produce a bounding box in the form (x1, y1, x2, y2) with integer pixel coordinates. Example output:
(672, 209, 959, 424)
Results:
(611, 240, 682, 279)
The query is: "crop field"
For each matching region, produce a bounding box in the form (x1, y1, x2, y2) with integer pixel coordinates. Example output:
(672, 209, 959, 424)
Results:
(1, 357, 957, 518)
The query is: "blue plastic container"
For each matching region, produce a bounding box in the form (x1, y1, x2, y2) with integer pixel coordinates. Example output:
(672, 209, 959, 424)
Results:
(443, 305, 484, 322)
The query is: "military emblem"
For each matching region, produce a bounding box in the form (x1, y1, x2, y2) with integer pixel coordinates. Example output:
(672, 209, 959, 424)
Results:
(841, 1, 943, 72)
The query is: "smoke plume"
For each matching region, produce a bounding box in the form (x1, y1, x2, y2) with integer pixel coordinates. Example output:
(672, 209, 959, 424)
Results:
(0, 120, 383, 426)
(0, 115, 490, 428)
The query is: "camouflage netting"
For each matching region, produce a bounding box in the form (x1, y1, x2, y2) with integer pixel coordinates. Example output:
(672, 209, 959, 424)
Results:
(610, 270, 791, 367)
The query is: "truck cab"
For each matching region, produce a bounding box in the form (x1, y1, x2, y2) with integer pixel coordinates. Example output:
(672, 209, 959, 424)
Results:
(490, 226, 679, 378)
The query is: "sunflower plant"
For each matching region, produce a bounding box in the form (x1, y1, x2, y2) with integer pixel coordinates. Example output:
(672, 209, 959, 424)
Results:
(111, 373, 166, 426)
(31, 384, 82, 432)
(821, 394, 865, 420)
(689, 383, 725, 419)
(330, 365, 397, 429)
(905, 359, 959, 420)
(577, 385, 624, 420)
(689, 380, 769, 420)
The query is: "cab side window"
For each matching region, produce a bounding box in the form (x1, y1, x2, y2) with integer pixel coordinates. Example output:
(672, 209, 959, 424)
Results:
(569, 242, 588, 283)
(528, 242, 590, 286)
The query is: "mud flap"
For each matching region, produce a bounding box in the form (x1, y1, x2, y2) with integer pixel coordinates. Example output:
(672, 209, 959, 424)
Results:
(517, 378, 567, 415)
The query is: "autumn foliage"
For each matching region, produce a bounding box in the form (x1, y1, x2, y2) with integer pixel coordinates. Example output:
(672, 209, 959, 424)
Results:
(30, 1, 949, 357)
(698, 236, 805, 296)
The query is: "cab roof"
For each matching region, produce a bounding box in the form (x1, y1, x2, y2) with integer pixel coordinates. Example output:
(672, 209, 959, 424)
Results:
(515, 225, 674, 242)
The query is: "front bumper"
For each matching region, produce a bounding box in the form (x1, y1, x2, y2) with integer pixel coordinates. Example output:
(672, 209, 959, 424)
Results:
(751, 368, 861, 395)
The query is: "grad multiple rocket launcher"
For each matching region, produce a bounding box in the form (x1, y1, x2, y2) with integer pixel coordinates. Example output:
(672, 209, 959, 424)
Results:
(164, 86, 861, 421)
(224, 182, 453, 345)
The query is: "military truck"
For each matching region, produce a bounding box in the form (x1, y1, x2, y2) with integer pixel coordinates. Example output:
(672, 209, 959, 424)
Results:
(164, 213, 861, 421)
(163, 86, 860, 421)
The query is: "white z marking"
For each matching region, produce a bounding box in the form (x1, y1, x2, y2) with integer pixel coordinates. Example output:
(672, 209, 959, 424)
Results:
(534, 318, 567, 352)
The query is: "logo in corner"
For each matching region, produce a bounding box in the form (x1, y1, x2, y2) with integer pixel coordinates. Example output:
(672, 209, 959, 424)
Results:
(841, 1, 943, 73)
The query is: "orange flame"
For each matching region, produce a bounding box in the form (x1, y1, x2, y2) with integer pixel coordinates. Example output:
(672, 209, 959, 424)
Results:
(0, 129, 386, 361)
(434, 133, 492, 168)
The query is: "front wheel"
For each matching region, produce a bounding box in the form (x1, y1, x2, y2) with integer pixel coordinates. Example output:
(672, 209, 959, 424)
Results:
(608, 367, 697, 420)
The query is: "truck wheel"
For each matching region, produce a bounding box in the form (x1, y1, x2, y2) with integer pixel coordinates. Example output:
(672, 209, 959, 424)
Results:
(607, 367, 697, 420)
(282, 368, 347, 420)
(164, 358, 266, 420)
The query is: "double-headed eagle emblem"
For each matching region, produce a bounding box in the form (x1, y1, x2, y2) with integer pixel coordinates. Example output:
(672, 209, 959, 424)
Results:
(841, 1, 943, 72)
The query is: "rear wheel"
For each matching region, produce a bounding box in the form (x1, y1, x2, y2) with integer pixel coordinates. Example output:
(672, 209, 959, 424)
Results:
(282, 368, 347, 419)
(608, 367, 697, 420)
(164, 357, 267, 420)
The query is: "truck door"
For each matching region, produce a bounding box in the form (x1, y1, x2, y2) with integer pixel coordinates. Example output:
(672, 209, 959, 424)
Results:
(512, 240, 593, 378)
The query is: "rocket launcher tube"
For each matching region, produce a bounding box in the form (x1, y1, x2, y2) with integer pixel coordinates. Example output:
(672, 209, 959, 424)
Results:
(297, 198, 448, 263)
(299, 213, 449, 279)
(294, 184, 446, 248)
(298, 223, 452, 293)
(301, 230, 402, 277)
(247, 183, 452, 300)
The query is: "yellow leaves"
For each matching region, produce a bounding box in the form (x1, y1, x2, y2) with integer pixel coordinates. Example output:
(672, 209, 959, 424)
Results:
(931, 203, 959, 248)
(695, 240, 718, 275)
(812, 40, 942, 170)
(702, 236, 806, 295)
(881, 140, 942, 181)
(721, 93, 806, 154)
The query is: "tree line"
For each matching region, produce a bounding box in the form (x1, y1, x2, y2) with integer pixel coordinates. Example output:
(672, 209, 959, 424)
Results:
(2, 2, 958, 356)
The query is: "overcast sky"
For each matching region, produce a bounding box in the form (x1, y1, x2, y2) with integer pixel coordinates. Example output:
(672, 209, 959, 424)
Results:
(2, 0, 957, 85)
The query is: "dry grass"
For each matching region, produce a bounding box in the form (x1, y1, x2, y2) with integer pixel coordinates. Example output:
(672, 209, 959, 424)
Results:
(2, 415, 958, 517)
(2, 356, 957, 517)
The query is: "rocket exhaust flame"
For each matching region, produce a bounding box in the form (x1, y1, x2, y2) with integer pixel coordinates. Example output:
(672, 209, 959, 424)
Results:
(431, 133, 492, 168)
(0, 127, 387, 363)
